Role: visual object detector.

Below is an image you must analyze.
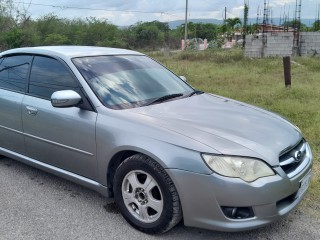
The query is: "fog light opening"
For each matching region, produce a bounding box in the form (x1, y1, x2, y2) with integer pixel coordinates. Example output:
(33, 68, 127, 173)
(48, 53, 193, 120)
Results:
(221, 206, 254, 219)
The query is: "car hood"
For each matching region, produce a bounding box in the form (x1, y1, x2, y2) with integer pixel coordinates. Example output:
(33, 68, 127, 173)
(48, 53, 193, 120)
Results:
(128, 93, 302, 166)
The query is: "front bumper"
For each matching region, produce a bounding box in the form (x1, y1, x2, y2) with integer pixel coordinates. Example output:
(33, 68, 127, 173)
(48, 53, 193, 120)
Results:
(167, 143, 313, 232)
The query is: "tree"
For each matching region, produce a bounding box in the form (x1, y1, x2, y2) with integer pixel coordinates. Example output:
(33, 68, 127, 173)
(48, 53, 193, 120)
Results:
(43, 33, 70, 45)
(37, 14, 62, 35)
(312, 20, 320, 31)
(81, 17, 120, 46)
(2, 27, 23, 48)
(0, 0, 32, 49)
(174, 22, 219, 41)
(122, 21, 167, 50)
(225, 18, 242, 31)
(282, 20, 308, 31)
(195, 23, 219, 40)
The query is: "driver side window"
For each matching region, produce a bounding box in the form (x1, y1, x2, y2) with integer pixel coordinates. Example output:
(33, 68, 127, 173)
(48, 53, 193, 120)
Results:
(28, 56, 80, 99)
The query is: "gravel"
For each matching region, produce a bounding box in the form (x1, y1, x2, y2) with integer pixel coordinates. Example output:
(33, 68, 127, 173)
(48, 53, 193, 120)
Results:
(0, 157, 319, 240)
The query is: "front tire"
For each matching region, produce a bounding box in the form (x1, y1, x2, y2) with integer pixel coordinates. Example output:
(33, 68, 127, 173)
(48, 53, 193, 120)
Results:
(113, 154, 182, 234)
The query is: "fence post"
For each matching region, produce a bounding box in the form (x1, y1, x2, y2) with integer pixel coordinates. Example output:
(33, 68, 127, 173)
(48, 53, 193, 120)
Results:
(283, 56, 291, 88)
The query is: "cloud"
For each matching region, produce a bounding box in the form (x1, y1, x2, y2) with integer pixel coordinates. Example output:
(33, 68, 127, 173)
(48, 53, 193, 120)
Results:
(15, 0, 319, 25)
(271, 0, 296, 6)
(229, 6, 245, 18)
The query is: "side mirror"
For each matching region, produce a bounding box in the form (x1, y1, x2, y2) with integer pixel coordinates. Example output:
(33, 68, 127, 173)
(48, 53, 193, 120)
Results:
(51, 90, 82, 108)
(179, 76, 187, 82)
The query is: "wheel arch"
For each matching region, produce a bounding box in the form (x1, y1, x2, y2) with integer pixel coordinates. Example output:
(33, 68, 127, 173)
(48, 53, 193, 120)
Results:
(106, 148, 168, 197)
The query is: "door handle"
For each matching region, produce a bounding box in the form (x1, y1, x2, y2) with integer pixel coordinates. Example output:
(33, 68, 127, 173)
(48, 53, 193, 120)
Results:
(26, 106, 38, 116)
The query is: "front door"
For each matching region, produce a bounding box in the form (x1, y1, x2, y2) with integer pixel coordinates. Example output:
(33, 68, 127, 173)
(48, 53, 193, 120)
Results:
(22, 56, 98, 180)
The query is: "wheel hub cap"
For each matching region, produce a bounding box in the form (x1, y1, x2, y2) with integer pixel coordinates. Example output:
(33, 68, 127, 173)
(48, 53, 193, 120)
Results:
(135, 188, 148, 204)
(121, 170, 164, 223)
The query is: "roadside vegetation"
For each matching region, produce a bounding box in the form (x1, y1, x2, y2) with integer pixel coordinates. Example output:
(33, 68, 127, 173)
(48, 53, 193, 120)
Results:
(1, 1, 320, 51)
(150, 49, 320, 215)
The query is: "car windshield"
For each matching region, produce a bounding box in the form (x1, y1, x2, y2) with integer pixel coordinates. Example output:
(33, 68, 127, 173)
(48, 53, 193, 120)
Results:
(72, 55, 193, 109)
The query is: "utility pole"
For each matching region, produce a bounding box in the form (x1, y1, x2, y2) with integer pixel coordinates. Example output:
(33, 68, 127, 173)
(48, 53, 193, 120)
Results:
(184, 0, 188, 49)
(262, 0, 268, 58)
(317, 5, 320, 31)
(225, 7, 227, 22)
(243, 1, 249, 48)
(293, 0, 302, 56)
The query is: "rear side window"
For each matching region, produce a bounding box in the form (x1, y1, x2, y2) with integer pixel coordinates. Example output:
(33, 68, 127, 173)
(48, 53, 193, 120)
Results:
(0, 55, 32, 92)
(29, 56, 79, 99)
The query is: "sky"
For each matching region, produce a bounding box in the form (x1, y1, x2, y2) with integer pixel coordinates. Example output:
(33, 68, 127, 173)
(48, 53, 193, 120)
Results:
(13, 0, 320, 26)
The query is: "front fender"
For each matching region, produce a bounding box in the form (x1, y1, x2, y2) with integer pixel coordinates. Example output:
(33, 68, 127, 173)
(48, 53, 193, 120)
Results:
(95, 110, 217, 186)
(97, 138, 217, 186)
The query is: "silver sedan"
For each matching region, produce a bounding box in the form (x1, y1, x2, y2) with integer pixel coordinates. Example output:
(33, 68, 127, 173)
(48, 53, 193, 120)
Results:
(0, 46, 313, 234)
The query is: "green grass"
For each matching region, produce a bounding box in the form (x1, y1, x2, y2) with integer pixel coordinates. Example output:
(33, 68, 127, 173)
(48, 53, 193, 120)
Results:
(151, 49, 320, 211)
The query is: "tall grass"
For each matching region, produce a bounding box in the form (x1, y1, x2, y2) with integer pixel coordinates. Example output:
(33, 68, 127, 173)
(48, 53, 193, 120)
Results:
(151, 49, 320, 212)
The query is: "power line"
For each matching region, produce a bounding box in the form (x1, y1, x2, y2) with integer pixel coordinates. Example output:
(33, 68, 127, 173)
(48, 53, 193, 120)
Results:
(13, 1, 182, 19)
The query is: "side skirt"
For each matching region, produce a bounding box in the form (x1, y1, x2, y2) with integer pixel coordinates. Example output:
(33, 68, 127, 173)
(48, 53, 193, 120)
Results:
(0, 147, 111, 197)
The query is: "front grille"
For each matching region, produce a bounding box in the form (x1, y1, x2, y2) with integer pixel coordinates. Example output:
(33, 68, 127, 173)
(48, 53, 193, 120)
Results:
(279, 139, 307, 175)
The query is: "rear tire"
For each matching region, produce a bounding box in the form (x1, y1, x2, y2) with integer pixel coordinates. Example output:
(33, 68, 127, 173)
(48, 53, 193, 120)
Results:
(113, 154, 182, 234)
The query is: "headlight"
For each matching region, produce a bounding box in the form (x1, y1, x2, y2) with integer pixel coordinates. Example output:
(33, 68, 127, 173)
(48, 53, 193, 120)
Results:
(202, 154, 275, 182)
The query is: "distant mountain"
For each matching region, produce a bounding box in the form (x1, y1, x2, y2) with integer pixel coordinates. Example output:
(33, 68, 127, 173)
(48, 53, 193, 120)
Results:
(168, 18, 314, 29)
(168, 19, 223, 29)
(249, 18, 314, 27)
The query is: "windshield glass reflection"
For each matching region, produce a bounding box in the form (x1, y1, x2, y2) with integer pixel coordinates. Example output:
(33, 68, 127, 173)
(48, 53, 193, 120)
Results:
(72, 55, 192, 109)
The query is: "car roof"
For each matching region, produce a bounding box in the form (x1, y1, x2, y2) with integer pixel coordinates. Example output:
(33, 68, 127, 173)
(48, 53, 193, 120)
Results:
(0, 46, 144, 59)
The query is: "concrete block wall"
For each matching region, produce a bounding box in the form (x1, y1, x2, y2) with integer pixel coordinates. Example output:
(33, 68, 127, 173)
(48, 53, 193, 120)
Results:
(300, 32, 320, 56)
(244, 35, 263, 58)
(264, 32, 293, 57)
(244, 32, 320, 58)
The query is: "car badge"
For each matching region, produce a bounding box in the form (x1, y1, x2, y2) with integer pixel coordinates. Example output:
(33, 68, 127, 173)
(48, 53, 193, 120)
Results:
(294, 150, 302, 162)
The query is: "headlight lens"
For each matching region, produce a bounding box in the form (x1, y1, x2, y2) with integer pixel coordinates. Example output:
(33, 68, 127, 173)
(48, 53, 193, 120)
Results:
(202, 154, 275, 182)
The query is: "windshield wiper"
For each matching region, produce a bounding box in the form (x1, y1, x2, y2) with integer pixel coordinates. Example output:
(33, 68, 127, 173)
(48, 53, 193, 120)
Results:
(144, 93, 184, 106)
(187, 90, 204, 97)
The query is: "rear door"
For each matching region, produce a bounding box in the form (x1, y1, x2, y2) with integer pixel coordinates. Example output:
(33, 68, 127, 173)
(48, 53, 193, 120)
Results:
(0, 55, 32, 154)
(22, 56, 98, 180)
